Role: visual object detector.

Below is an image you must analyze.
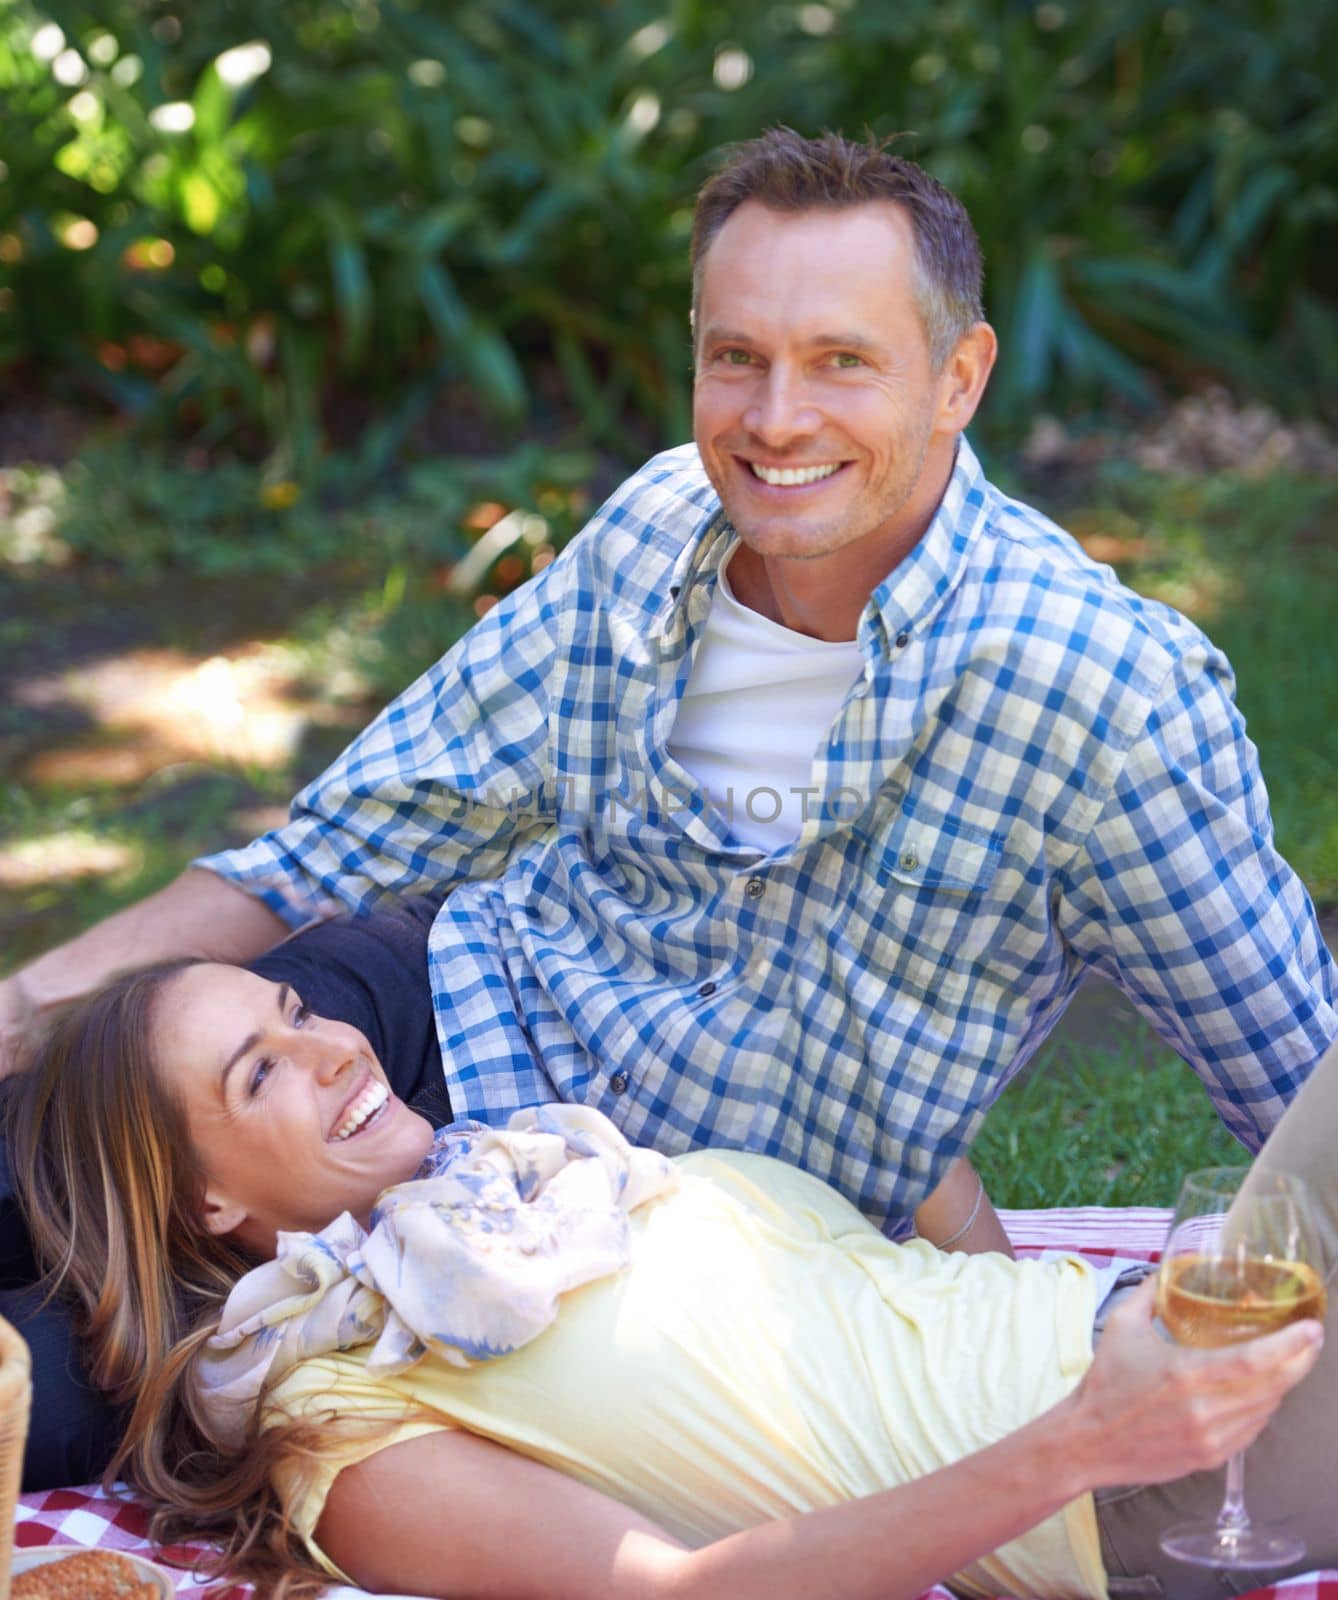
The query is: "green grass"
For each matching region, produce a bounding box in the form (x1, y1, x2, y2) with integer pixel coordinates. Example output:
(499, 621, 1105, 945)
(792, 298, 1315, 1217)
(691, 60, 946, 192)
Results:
(973, 1023, 1247, 1212)
(0, 766, 290, 965)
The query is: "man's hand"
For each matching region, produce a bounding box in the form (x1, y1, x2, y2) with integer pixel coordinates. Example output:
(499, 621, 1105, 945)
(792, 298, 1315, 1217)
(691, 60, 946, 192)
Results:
(1066, 1274, 1323, 1489)
(0, 867, 290, 1078)
(0, 969, 39, 1080)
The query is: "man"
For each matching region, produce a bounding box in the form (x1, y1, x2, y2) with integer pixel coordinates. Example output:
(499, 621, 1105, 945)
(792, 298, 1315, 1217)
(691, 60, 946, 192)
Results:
(3, 130, 1334, 1238)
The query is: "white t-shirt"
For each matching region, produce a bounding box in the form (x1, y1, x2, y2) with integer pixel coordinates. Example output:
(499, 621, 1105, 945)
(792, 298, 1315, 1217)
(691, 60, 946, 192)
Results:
(667, 554, 865, 851)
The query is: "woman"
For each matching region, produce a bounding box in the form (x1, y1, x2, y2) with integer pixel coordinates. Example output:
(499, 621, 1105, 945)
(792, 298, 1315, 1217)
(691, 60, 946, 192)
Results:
(6, 958, 1333, 1600)
(0, 900, 1000, 1489)
(0, 898, 456, 1489)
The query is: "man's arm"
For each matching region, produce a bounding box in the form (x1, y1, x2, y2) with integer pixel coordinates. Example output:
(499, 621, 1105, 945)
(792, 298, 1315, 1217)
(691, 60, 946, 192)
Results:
(0, 868, 287, 1076)
(1, 513, 584, 1078)
(1056, 644, 1336, 1147)
(2, 452, 714, 1079)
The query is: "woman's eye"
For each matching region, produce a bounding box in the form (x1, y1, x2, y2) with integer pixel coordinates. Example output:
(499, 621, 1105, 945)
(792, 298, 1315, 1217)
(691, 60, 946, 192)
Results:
(248, 1057, 274, 1096)
(292, 1000, 312, 1027)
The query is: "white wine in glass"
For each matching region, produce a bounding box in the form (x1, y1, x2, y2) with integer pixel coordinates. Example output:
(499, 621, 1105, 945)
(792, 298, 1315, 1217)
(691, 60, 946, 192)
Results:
(1157, 1166, 1327, 1570)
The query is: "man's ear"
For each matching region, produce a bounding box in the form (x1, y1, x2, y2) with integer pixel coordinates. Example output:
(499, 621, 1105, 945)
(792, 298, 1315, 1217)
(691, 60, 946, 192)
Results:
(202, 1186, 248, 1238)
(936, 321, 998, 436)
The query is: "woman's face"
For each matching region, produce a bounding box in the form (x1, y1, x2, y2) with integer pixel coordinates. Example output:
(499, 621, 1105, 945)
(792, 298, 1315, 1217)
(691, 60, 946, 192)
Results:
(156, 963, 435, 1256)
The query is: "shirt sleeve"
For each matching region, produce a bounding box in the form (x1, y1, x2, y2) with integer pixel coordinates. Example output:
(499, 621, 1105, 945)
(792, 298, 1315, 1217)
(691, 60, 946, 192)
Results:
(194, 550, 571, 927)
(1055, 643, 1337, 1151)
(264, 1353, 453, 1583)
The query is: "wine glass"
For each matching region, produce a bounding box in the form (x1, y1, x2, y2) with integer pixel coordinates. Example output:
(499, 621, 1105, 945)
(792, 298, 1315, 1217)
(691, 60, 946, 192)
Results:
(1157, 1165, 1327, 1570)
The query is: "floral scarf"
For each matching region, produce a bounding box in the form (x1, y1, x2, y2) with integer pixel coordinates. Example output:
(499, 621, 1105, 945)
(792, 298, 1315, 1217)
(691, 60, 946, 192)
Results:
(193, 1103, 678, 1446)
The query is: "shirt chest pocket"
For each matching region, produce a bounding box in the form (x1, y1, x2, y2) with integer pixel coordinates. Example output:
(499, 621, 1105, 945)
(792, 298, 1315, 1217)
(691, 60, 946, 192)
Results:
(876, 805, 1004, 895)
(854, 804, 1007, 1007)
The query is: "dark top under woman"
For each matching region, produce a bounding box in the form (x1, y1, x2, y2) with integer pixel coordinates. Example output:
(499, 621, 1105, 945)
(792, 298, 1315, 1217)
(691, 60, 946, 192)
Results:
(0, 897, 452, 1491)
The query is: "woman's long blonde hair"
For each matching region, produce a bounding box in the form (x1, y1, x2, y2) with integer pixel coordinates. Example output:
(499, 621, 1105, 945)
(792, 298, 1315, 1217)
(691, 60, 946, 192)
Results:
(6, 961, 350, 1598)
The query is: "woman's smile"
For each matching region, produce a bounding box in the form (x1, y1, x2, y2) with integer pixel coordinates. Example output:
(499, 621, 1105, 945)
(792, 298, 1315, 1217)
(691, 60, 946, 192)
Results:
(155, 962, 435, 1254)
(329, 1075, 391, 1140)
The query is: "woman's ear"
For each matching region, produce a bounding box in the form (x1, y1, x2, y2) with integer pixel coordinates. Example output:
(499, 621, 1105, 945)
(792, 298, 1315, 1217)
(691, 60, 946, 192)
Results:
(201, 1186, 248, 1238)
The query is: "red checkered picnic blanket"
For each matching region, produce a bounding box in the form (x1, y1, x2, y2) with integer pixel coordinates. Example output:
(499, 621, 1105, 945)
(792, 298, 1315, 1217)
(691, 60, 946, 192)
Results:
(13, 1207, 1336, 1599)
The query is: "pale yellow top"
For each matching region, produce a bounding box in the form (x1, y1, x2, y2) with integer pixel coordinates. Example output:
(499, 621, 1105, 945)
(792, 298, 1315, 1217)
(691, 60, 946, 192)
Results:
(269, 1151, 1107, 1599)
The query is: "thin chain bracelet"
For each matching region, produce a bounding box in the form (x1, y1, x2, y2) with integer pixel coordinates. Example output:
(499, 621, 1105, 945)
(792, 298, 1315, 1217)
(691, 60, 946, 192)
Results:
(925, 1168, 985, 1251)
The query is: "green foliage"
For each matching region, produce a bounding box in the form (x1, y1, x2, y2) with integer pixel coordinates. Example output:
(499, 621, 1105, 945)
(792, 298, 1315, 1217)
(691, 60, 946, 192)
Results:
(0, 434, 594, 576)
(1, 0, 1335, 466)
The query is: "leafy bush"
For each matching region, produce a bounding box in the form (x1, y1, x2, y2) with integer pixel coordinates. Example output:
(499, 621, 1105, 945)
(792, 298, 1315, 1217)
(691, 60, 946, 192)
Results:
(1, 0, 1335, 466)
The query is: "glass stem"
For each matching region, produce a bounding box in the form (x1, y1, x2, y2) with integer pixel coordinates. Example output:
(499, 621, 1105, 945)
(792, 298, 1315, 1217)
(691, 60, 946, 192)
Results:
(1217, 1450, 1252, 1538)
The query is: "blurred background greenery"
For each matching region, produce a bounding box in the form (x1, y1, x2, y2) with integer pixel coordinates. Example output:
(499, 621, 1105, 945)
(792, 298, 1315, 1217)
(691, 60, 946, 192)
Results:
(1, 0, 1335, 1205)
(4, 0, 1336, 469)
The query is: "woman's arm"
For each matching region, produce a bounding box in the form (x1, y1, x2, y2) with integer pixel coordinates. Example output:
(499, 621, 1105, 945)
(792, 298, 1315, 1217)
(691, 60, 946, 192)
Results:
(316, 1279, 1322, 1600)
(913, 1156, 1013, 1257)
(321, 1421, 1087, 1600)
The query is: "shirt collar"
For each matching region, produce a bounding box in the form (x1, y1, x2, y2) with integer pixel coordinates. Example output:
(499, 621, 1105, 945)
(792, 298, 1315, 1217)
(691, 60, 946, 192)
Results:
(650, 503, 735, 645)
(862, 436, 992, 657)
(652, 435, 992, 655)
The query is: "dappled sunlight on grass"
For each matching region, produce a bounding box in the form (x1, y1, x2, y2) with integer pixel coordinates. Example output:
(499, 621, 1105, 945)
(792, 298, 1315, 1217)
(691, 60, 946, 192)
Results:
(974, 1016, 1246, 1210)
(0, 830, 141, 889)
(1072, 530, 1161, 565)
(14, 641, 364, 785)
(24, 742, 175, 788)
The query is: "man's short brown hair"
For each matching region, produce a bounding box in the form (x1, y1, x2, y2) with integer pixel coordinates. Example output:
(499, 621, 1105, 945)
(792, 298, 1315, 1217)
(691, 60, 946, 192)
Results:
(691, 127, 984, 371)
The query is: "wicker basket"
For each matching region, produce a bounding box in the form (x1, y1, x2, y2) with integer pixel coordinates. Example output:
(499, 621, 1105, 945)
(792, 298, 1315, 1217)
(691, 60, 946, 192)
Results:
(0, 1316, 31, 1600)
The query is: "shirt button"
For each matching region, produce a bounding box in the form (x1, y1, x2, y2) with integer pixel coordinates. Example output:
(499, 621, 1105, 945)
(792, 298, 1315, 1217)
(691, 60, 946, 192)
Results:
(697, 981, 717, 998)
(745, 877, 765, 899)
(895, 631, 910, 649)
(609, 1073, 629, 1094)
(899, 847, 918, 871)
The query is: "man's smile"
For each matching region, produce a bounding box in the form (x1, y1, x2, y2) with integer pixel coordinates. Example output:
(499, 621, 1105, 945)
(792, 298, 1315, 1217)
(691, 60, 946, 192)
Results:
(738, 457, 854, 496)
(745, 460, 845, 488)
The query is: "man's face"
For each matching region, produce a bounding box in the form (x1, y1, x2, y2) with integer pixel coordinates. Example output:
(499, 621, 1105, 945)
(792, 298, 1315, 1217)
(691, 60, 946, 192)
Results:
(692, 200, 953, 566)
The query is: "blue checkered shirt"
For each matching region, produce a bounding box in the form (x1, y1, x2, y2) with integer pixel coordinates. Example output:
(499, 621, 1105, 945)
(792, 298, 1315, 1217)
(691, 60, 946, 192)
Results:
(199, 439, 1336, 1231)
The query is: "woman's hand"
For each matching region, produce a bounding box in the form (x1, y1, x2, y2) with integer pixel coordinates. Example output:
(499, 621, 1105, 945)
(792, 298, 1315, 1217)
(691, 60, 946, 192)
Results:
(1066, 1274, 1323, 1489)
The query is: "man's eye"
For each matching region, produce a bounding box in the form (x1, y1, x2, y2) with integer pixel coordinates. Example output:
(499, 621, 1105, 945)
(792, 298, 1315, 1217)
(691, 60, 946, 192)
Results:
(829, 353, 864, 369)
(720, 349, 754, 366)
(248, 1058, 274, 1096)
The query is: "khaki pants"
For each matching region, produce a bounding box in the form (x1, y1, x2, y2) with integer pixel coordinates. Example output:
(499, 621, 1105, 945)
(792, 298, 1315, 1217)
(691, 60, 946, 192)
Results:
(1095, 1033, 1338, 1598)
